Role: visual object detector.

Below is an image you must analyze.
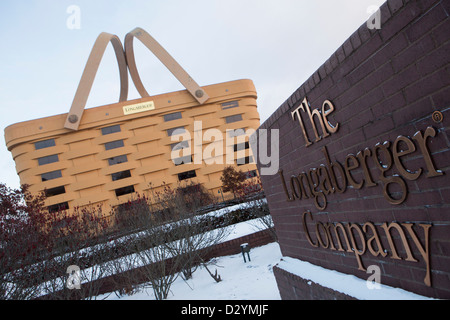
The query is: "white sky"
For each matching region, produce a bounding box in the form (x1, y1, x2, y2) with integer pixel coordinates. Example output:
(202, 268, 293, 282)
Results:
(0, 0, 385, 189)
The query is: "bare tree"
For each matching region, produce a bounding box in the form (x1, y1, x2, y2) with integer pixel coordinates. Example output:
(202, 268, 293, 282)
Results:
(235, 174, 278, 242)
(36, 204, 115, 300)
(220, 166, 247, 199)
(110, 193, 184, 300)
(157, 183, 231, 280)
(110, 182, 232, 299)
(0, 184, 49, 300)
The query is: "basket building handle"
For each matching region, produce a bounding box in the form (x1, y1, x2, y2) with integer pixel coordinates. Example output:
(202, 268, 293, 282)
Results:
(124, 27, 209, 105)
(64, 32, 129, 130)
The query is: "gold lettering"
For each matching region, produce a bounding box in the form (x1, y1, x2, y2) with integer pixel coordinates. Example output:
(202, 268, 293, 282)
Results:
(290, 97, 339, 147)
(333, 223, 353, 253)
(278, 170, 294, 202)
(344, 154, 363, 189)
(290, 174, 311, 200)
(412, 127, 444, 178)
(316, 222, 330, 249)
(363, 222, 387, 258)
(290, 175, 301, 199)
(346, 223, 367, 271)
(393, 135, 422, 180)
(291, 105, 312, 147)
(323, 222, 337, 251)
(304, 98, 329, 142)
(402, 223, 432, 287)
(297, 173, 311, 199)
(307, 168, 327, 210)
(318, 164, 333, 195)
(302, 211, 318, 248)
(322, 100, 339, 134)
(373, 141, 407, 205)
(356, 148, 377, 188)
(381, 222, 417, 262)
(300, 213, 433, 286)
(322, 146, 347, 193)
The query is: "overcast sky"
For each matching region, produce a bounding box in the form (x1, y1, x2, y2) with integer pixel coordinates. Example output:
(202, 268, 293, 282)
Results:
(0, 0, 385, 189)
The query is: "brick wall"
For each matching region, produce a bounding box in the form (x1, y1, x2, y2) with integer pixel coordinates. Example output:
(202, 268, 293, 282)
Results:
(273, 266, 356, 300)
(258, 0, 450, 299)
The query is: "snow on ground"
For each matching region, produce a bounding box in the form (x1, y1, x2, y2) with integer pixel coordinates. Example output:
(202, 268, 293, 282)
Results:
(104, 242, 282, 300)
(96, 210, 436, 301)
(277, 257, 436, 300)
(98, 215, 282, 300)
(103, 238, 435, 300)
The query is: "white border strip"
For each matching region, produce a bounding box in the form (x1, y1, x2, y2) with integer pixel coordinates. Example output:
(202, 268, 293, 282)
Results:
(276, 256, 437, 300)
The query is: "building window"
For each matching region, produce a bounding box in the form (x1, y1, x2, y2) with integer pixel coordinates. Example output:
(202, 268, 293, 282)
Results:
(37, 154, 59, 166)
(105, 140, 124, 150)
(178, 170, 196, 181)
(167, 127, 186, 137)
(221, 100, 239, 110)
(111, 170, 132, 181)
(45, 186, 66, 197)
(245, 170, 258, 179)
(47, 202, 69, 213)
(41, 170, 62, 182)
(173, 155, 193, 166)
(35, 139, 55, 150)
(101, 125, 121, 135)
(171, 140, 189, 151)
(229, 128, 246, 138)
(108, 155, 128, 166)
(236, 156, 253, 166)
(115, 185, 135, 197)
(225, 114, 243, 124)
(164, 112, 182, 122)
(233, 142, 250, 152)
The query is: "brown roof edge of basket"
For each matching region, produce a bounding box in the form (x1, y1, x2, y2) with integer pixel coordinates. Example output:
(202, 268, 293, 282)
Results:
(4, 79, 257, 151)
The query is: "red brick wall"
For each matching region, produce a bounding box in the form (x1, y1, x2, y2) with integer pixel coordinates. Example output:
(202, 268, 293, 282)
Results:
(258, 0, 450, 299)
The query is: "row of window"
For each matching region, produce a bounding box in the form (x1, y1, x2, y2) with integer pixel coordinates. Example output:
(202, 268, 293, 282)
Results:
(245, 170, 258, 179)
(34, 139, 69, 212)
(34, 101, 249, 210)
(43, 170, 256, 212)
(237, 156, 254, 166)
(159, 114, 196, 179)
(99, 125, 200, 195)
(163, 107, 247, 169)
(221, 99, 242, 125)
(229, 128, 246, 138)
(36, 140, 250, 184)
(163, 101, 243, 137)
(162, 100, 239, 123)
(178, 170, 196, 181)
(225, 114, 243, 124)
(173, 155, 193, 166)
(101, 125, 135, 198)
(166, 114, 242, 128)
(35, 139, 55, 150)
(168, 126, 246, 139)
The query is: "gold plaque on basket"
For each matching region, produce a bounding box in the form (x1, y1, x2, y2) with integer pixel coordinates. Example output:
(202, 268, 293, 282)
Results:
(123, 101, 155, 115)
